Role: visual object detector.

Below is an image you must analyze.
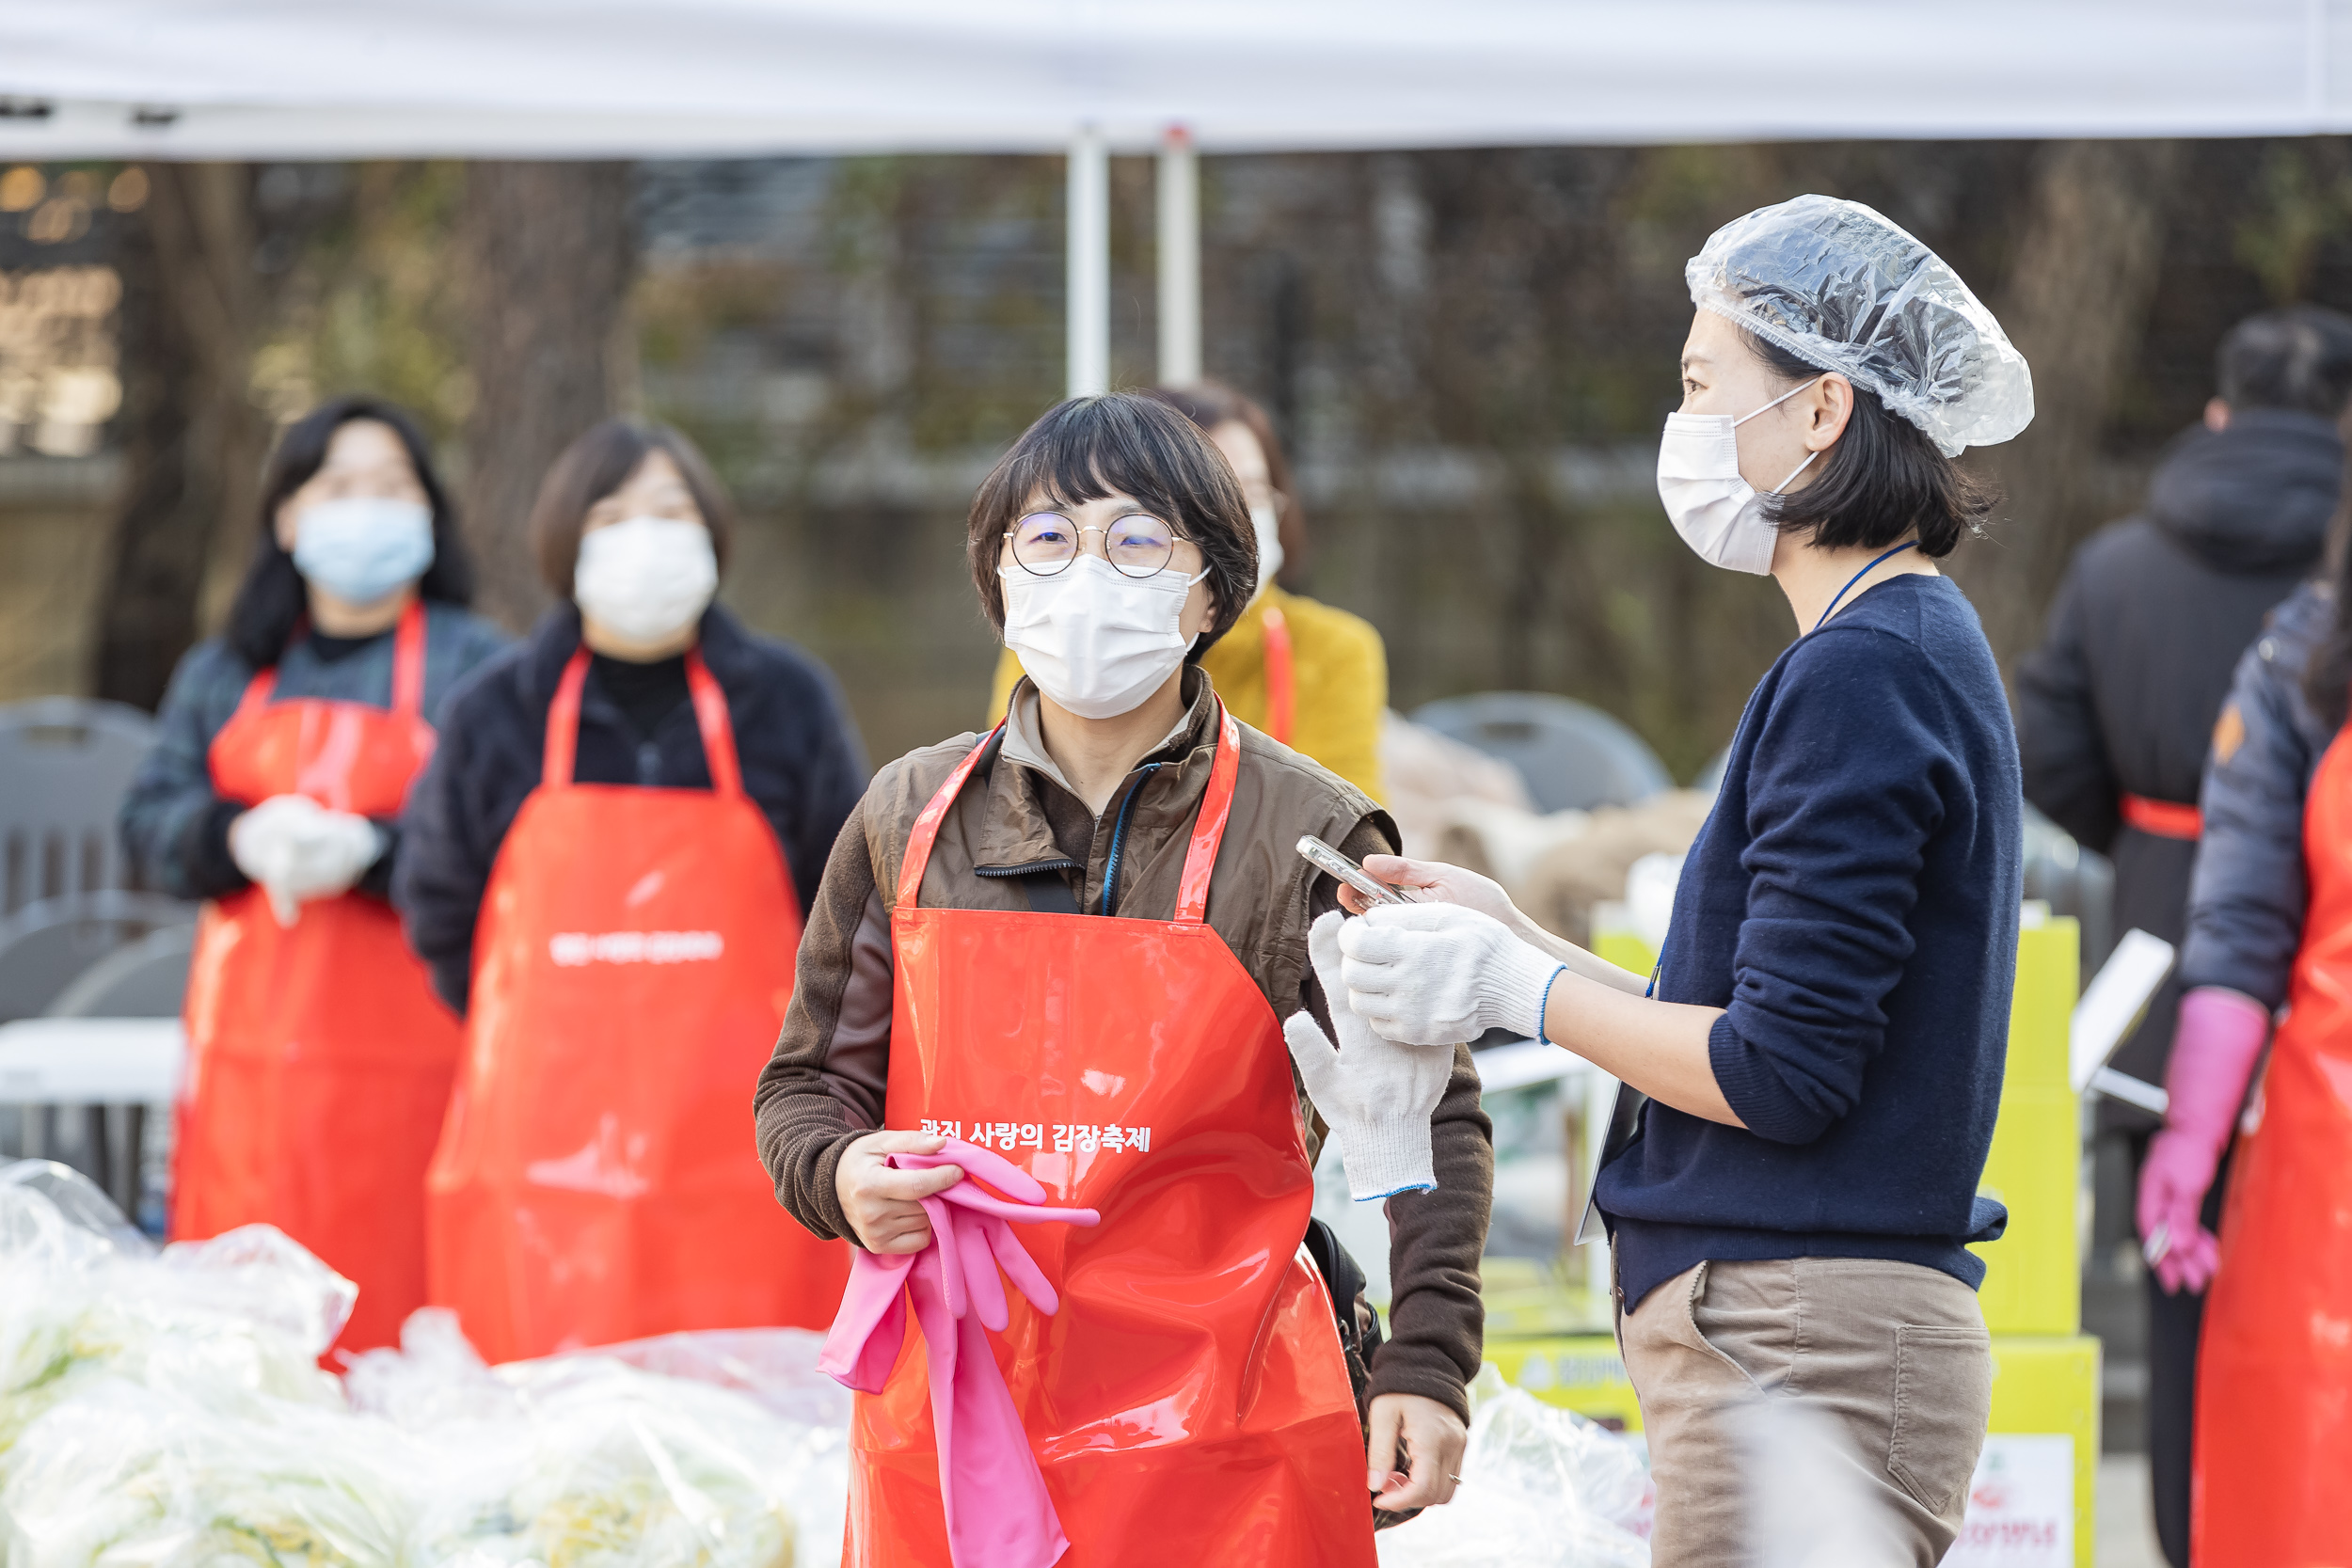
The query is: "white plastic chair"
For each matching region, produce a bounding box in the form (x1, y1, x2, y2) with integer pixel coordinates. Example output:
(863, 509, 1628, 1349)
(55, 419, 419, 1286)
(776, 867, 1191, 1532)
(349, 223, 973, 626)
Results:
(0, 697, 160, 916)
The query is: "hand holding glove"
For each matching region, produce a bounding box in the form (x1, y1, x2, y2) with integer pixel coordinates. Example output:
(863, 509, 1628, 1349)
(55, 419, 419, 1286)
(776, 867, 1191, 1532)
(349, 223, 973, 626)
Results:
(820, 1135, 1099, 1568)
(1281, 912, 1454, 1201)
(229, 794, 385, 927)
(1335, 901, 1565, 1047)
(823, 1133, 1099, 1387)
(2137, 986, 2269, 1295)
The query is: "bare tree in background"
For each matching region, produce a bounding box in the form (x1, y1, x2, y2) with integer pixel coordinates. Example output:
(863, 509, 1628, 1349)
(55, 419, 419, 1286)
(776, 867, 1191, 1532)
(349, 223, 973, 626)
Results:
(92, 164, 268, 711)
(1955, 139, 2183, 668)
(457, 162, 637, 628)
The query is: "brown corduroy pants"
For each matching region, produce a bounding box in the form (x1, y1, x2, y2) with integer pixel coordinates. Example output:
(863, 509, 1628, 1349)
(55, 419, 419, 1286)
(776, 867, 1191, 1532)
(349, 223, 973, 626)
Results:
(1617, 1257, 1994, 1567)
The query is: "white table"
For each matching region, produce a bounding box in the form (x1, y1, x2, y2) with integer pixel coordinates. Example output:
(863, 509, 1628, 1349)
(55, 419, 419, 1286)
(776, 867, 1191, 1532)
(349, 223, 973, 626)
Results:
(1473, 1037, 1597, 1094)
(0, 1017, 183, 1102)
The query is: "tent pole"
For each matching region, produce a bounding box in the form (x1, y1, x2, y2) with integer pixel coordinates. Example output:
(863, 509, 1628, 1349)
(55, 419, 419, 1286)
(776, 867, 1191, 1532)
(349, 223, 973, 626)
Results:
(1156, 125, 1201, 387)
(1067, 124, 1110, 398)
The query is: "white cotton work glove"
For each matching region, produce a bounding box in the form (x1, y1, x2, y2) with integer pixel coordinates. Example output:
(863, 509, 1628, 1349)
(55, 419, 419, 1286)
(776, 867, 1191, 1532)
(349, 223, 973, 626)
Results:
(1282, 911, 1454, 1201)
(1337, 902, 1565, 1048)
(228, 794, 384, 927)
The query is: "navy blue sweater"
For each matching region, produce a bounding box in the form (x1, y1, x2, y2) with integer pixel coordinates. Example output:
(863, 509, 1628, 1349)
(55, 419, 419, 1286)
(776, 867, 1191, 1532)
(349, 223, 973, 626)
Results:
(1597, 573, 2021, 1308)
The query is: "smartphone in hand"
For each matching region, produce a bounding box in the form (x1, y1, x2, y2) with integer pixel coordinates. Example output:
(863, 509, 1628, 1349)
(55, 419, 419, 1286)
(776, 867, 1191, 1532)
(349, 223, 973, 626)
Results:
(1295, 835, 1415, 911)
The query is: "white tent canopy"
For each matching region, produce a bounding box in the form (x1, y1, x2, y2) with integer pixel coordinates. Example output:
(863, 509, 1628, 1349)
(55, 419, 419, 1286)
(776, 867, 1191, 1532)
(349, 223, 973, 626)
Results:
(6, 0, 2351, 159)
(7, 0, 2348, 391)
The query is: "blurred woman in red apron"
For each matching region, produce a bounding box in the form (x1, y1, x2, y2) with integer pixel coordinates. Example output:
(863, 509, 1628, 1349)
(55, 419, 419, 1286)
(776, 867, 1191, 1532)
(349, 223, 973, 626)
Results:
(397, 420, 866, 1363)
(991, 383, 1391, 800)
(2155, 452, 2352, 1562)
(121, 399, 507, 1352)
(756, 393, 1493, 1563)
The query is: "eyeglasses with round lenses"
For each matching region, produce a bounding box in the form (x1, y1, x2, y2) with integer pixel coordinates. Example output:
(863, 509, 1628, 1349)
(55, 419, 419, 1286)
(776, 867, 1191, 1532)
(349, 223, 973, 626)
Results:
(1006, 511, 1195, 578)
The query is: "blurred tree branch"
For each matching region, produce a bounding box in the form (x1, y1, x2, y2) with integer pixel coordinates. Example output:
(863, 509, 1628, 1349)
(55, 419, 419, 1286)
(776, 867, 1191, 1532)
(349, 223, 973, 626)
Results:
(456, 161, 637, 628)
(1954, 139, 2183, 672)
(2233, 140, 2352, 305)
(91, 164, 267, 710)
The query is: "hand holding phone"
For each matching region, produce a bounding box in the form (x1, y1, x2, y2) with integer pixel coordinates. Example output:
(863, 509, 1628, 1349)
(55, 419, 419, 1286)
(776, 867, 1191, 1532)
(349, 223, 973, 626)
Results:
(1295, 836, 1416, 910)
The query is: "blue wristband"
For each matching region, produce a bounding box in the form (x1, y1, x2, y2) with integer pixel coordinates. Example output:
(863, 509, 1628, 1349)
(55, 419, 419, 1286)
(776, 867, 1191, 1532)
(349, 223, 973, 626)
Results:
(1536, 965, 1567, 1046)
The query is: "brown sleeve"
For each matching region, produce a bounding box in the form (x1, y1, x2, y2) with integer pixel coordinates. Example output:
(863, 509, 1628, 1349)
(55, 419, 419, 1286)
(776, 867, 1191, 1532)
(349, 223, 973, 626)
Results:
(1319, 815, 1493, 1425)
(754, 800, 895, 1243)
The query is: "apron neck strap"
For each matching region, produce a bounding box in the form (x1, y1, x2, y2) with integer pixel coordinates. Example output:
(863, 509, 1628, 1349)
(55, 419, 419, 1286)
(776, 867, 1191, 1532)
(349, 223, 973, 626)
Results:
(232, 667, 278, 717)
(545, 649, 592, 786)
(684, 650, 743, 799)
(1260, 602, 1295, 748)
(897, 722, 1005, 908)
(1173, 704, 1241, 926)
(543, 643, 742, 798)
(389, 597, 427, 717)
(231, 597, 429, 719)
(895, 702, 1241, 925)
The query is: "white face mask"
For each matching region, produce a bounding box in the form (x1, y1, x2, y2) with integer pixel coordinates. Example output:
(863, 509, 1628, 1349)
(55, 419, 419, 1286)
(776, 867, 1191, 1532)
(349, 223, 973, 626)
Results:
(573, 516, 719, 644)
(1655, 378, 1821, 575)
(1249, 503, 1285, 597)
(1001, 552, 1209, 720)
(293, 497, 435, 605)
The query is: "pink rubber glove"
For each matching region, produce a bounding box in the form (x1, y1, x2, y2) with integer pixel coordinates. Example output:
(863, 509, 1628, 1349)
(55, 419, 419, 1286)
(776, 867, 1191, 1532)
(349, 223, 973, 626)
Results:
(2137, 987, 2268, 1294)
(819, 1137, 1099, 1568)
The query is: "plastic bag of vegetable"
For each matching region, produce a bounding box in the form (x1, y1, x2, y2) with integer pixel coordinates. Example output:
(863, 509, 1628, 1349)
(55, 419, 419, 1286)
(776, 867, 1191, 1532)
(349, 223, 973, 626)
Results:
(1, 1380, 416, 1568)
(0, 1164, 846, 1568)
(0, 1162, 352, 1456)
(346, 1308, 828, 1568)
(1375, 1370, 1652, 1567)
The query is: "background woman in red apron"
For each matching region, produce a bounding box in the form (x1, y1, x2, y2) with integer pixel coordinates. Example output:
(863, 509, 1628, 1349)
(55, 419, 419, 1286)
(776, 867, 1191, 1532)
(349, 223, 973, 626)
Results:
(756, 392, 1493, 1563)
(2152, 447, 2352, 1563)
(121, 398, 507, 1352)
(991, 383, 1391, 800)
(396, 419, 866, 1363)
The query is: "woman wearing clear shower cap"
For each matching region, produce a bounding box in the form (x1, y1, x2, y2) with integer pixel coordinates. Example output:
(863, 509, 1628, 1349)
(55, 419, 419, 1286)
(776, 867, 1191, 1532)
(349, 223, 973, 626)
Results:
(1331, 195, 2033, 1563)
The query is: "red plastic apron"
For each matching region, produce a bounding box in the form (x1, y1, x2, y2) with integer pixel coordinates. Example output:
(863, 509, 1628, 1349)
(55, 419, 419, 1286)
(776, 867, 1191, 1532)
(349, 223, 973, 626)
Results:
(1263, 601, 1296, 746)
(2194, 727, 2352, 1564)
(424, 646, 848, 1363)
(2192, 728, 2352, 1560)
(850, 705, 1375, 1568)
(175, 600, 460, 1354)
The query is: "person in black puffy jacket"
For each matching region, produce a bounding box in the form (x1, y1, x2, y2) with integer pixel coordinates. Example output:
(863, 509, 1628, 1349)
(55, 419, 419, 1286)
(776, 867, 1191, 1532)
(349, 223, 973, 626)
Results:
(2022, 309, 2351, 1102)
(394, 420, 867, 1014)
(2017, 305, 2352, 1568)
(2184, 581, 2336, 1002)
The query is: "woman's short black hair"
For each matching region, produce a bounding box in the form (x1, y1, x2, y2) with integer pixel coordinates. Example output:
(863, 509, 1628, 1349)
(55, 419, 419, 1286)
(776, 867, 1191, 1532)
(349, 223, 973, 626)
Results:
(1745, 331, 1997, 558)
(225, 396, 473, 669)
(529, 419, 735, 598)
(966, 394, 1256, 659)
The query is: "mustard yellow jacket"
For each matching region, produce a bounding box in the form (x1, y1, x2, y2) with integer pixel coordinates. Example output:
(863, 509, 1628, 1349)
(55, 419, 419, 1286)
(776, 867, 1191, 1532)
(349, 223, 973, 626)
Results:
(988, 586, 1389, 801)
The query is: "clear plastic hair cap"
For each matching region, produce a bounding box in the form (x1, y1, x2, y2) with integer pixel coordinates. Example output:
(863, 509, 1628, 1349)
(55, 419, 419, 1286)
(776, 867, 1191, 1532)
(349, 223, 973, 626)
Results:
(1687, 195, 2033, 457)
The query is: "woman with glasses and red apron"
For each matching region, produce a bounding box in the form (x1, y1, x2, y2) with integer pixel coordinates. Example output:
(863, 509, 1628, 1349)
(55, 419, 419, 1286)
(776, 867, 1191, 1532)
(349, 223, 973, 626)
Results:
(395, 420, 869, 1363)
(123, 400, 508, 1354)
(992, 382, 1390, 802)
(757, 394, 1492, 1564)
